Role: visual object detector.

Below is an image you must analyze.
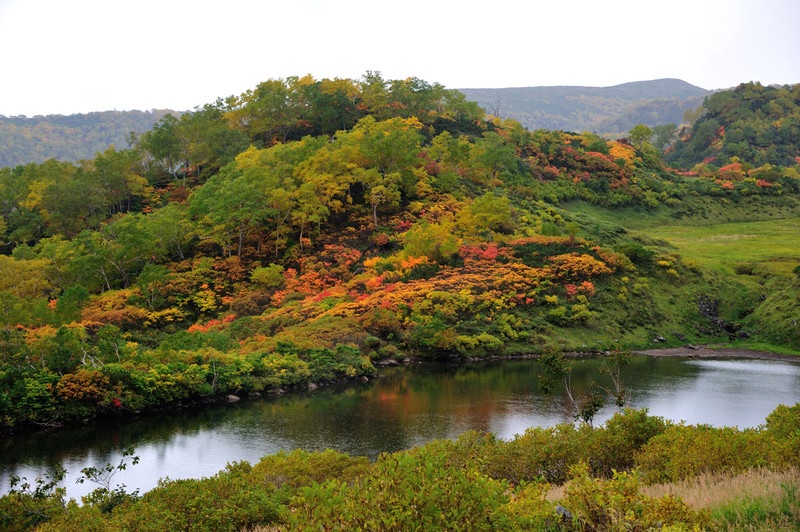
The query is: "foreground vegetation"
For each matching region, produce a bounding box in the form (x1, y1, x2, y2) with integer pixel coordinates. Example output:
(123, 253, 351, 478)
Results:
(2, 404, 798, 531)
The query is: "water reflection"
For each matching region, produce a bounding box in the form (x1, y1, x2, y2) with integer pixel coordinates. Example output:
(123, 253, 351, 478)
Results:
(627, 358, 800, 427)
(1, 356, 799, 500)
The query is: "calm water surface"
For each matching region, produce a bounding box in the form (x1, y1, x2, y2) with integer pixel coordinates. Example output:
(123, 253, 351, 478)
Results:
(1, 355, 799, 500)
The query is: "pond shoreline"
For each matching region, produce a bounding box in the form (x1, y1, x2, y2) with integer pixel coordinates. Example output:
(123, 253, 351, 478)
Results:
(3, 346, 796, 437)
(633, 345, 800, 362)
(462, 345, 800, 364)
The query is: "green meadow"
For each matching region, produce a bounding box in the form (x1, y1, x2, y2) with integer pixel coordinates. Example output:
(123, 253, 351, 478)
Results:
(643, 218, 800, 276)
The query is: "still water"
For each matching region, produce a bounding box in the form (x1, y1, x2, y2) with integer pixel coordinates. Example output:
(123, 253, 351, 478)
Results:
(1, 355, 799, 500)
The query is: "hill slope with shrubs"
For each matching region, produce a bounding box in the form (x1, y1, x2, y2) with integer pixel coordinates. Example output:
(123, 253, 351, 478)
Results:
(1, 73, 799, 431)
(667, 81, 800, 168)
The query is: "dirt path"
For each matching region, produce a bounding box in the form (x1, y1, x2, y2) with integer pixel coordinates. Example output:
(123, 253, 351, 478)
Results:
(634, 345, 800, 363)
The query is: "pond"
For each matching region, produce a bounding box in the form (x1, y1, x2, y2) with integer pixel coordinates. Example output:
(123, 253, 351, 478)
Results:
(2, 354, 799, 500)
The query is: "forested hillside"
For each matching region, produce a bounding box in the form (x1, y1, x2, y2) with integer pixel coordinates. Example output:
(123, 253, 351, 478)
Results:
(1, 73, 799, 431)
(459, 78, 709, 136)
(0, 110, 177, 168)
(667, 81, 800, 168)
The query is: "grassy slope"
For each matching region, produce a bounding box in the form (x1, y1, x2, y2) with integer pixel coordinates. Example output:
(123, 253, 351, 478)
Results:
(564, 195, 800, 354)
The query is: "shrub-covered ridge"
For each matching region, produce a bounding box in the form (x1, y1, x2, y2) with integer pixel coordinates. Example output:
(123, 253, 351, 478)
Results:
(1, 73, 800, 430)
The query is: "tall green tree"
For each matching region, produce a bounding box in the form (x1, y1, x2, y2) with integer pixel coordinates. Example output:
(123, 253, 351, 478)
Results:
(342, 116, 425, 227)
(137, 114, 183, 184)
(651, 123, 678, 152)
(71, 213, 165, 291)
(471, 132, 518, 183)
(90, 146, 150, 214)
(627, 124, 653, 150)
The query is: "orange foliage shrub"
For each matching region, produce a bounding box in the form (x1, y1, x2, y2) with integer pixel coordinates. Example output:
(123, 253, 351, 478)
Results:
(608, 142, 636, 165)
(80, 290, 149, 330)
(188, 313, 236, 333)
(547, 253, 612, 280)
(55, 369, 111, 404)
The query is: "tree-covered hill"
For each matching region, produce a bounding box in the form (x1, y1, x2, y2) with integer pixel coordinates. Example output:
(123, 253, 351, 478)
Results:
(0, 73, 798, 431)
(0, 110, 178, 168)
(666, 81, 800, 168)
(0, 79, 710, 169)
(458, 78, 709, 136)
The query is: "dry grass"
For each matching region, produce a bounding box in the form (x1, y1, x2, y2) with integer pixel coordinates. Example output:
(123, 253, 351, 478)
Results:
(545, 467, 800, 507)
(545, 467, 800, 531)
(639, 466, 799, 510)
(641, 468, 800, 509)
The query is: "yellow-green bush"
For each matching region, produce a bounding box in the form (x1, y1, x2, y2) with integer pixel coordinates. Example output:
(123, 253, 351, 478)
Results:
(561, 462, 710, 531)
(636, 425, 774, 484)
(289, 449, 512, 530)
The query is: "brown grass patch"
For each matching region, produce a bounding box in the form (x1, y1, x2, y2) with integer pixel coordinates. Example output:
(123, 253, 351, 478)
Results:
(641, 467, 799, 510)
(544, 466, 800, 508)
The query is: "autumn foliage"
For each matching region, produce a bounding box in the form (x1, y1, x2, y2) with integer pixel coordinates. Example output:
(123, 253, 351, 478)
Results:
(1, 73, 799, 429)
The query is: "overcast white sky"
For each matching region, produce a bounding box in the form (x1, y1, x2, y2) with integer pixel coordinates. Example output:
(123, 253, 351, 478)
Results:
(1, 0, 798, 116)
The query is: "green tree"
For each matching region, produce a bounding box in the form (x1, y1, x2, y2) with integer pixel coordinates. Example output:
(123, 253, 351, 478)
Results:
(651, 123, 678, 152)
(457, 192, 514, 240)
(251, 264, 285, 289)
(137, 114, 183, 184)
(190, 161, 262, 257)
(135, 264, 171, 310)
(54, 285, 90, 323)
(346, 116, 424, 227)
(146, 203, 195, 260)
(178, 102, 250, 180)
(471, 132, 518, 183)
(429, 131, 473, 179)
(628, 124, 653, 150)
(402, 217, 461, 263)
(0, 255, 53, 300)
(90, 146, 150, 214)
(71, 213, 165, 290)
(224, 78, 299, 144)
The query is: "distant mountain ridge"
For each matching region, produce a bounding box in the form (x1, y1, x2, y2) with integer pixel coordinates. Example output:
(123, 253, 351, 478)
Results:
(0, 109, 178, 168)
(458, 78, 710, 137)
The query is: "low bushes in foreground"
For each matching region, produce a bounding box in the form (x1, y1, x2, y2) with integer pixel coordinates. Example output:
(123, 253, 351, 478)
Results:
(2, 404, 798, 531)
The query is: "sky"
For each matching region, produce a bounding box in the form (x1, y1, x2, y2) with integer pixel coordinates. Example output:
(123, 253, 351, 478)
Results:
(0, 0, 798, 116)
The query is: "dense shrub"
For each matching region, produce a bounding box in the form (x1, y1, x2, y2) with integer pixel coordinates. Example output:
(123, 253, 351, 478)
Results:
(561, 462, 711, 531)
(636, 424, 774, 484)
(39, 463, 283, 532)
(488, 423, 589, 484)
(251, 448, 370, 488)
(290, 449, 513, 530)
(482, 410, 668, 485)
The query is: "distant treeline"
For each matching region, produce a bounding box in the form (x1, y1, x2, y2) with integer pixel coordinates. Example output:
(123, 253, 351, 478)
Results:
(0, 110, 178, 168)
